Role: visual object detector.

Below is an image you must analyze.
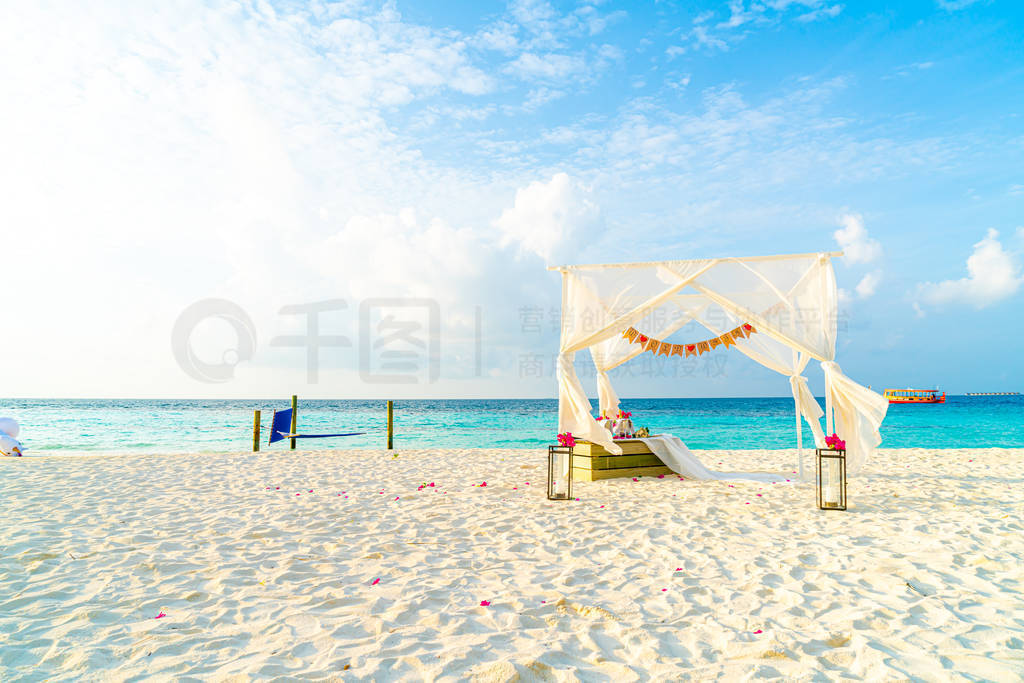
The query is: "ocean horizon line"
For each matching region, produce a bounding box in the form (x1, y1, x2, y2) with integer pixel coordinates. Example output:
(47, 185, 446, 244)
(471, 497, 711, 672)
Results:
(1, 393, 1009, 402)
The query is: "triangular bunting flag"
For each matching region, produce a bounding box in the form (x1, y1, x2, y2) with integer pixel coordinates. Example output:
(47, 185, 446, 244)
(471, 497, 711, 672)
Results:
(618, 324, 758, 358)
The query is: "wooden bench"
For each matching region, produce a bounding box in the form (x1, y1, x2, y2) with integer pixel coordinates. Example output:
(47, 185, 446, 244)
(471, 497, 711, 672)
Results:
(572, 438, 673, 481)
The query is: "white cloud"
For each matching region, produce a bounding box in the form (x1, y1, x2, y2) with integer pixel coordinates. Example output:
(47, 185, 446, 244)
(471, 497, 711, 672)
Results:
(494, 173, 601, 262)
(834, 214, 883, 264)
(796, 4, 843, 22)
(854, 270, 882, 298)
(838, 270, 881, 304)
(475, 21, 520, 53)
(718, 0, 764, 29)
(917, 229, 1024, 309)
(688, 0, 841, 52)
(936, 0, 984, 10)
(505, 0, 624, 49)
(504, 52, 586, 82)
(520, 87, 566, 112)
(691, 24, 729, 51)
(833, 216, 882, 304)
(667, 73, 692, 92)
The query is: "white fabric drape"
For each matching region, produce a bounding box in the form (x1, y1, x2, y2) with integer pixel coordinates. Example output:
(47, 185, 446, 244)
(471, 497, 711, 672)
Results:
(821, 361, 889, 474)
(641, 435, 789, 482)
(595, 370, 620, 418)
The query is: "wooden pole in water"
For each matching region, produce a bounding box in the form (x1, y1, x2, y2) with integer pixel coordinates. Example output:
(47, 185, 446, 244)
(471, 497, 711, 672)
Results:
(387, 400, 394, 450)
(252, 410, 261, 452)
(290, 395, 298, 450)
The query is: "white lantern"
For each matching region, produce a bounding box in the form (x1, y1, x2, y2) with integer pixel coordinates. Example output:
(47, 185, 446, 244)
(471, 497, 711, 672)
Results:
(816, 447, 847, 510)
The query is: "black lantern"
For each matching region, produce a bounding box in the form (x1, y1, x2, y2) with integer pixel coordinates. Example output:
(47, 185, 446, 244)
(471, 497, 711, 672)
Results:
(547, 445, 574, 500)
(816, 447, 847, 511)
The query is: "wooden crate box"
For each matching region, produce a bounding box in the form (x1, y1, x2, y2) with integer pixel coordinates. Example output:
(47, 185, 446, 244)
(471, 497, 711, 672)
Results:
(571, 438, 673, 481)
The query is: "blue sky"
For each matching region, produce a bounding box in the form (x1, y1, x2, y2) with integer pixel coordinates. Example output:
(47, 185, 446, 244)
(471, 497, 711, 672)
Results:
(1, 0, 1022, 398)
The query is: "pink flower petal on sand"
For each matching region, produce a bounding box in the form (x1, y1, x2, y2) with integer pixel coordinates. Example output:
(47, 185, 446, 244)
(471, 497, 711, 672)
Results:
(308, 489, 313, 493)
(371, 578, 380, 586)
(155, 612, 166, 619)
(480, 482, 487, 487)
(658, 474, 665, 478)
(480, 600, 491, 607)
(632, 478, 638, 482)
(754, 629, 762, 634)
(675, 568, 682, 571)
(661, 588, 667, 592)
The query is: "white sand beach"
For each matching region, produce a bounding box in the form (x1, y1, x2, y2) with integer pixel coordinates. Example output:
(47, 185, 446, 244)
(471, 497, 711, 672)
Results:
(1, 448, 1022, 681)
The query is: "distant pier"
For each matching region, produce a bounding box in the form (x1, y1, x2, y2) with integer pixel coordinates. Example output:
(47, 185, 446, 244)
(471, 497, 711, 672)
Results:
(965, 392, 1019, 396)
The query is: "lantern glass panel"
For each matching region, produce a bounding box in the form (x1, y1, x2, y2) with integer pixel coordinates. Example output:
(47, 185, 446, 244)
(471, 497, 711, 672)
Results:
(816, 448, 847, 511)
(547, 446, 573, 500)
(821, 458, 842, 507)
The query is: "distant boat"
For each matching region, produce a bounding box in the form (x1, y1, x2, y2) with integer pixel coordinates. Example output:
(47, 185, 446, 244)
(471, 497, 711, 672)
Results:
(884, 388, 946, 404)
(965, 392, 1019, 396)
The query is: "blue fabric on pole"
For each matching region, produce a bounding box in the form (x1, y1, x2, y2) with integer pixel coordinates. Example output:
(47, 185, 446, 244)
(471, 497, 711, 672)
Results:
(268, 409, 292, 444)
(289, 432, 365, 439)
(267, 407, 365, 444)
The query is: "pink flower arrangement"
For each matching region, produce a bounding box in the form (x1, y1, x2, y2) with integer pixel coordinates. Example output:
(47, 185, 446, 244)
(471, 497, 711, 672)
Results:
(557, 432, 576, 448)
(825, 433, 846, 450)
(618, 410, 632, 418)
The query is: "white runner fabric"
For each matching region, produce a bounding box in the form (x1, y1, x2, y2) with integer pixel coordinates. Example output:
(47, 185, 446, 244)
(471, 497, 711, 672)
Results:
(640, 435, 789, 483)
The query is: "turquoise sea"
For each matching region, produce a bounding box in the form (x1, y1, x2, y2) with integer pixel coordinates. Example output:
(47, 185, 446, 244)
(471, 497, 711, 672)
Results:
(1, 396, 1021, 454)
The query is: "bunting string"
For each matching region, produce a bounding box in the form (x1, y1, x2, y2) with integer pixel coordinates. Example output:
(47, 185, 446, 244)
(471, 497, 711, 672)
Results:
(622, 323, 756, 357)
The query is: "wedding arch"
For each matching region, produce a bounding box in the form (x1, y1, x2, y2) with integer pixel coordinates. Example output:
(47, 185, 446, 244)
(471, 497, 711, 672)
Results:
(549, 252, 888, 477)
